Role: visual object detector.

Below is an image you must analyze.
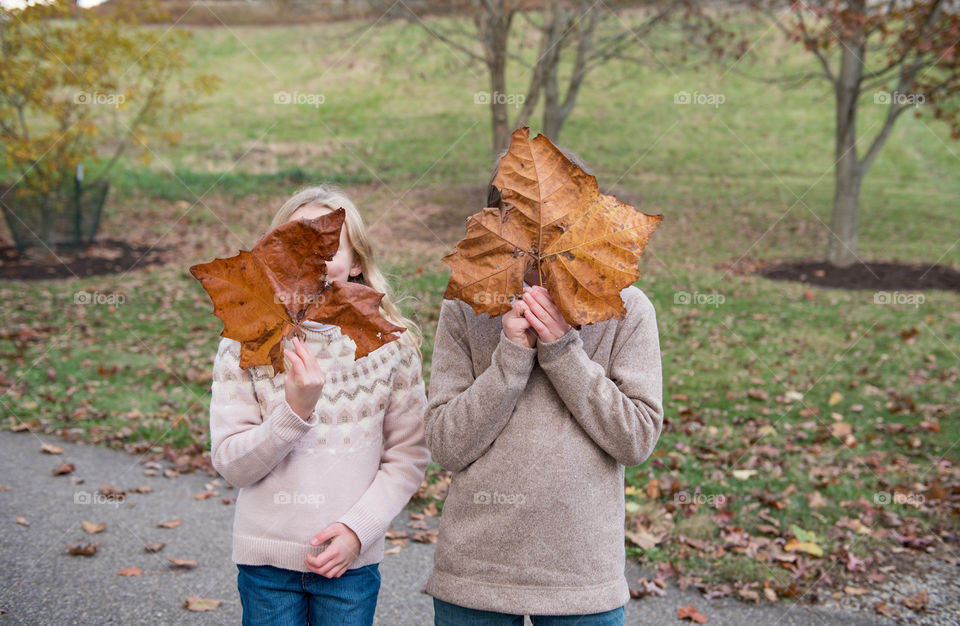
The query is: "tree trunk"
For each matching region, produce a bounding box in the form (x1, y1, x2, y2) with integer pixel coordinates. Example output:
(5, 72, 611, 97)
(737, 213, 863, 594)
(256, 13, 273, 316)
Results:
(826, 33, 866, 268)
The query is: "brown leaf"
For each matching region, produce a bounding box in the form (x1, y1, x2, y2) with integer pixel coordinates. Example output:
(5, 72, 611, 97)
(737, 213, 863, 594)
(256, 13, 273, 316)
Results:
(442, 127, 662, 326)
(16, 516, 29, 526)
(144, 542, 166, 553)
(157, 518, 181, 529)
(902, 589, 928, 612)
(678, 604, 708, 623)
(117, 567, 142, 576)
(183, 597, 221, 612)
(66, 542, 98, 556)
(411, 530, 438, 544)
(99, 484, 125, 500)
(52, 462, 75, 475)
(81, 521, 106, 534)
(40, 443, 62, 454)
(166, 557, 198, 568)
(190, 210, 404, 372)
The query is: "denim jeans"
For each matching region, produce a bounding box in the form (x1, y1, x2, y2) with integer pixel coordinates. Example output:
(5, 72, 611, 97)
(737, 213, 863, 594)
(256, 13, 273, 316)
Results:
(237, 563, 380, 626)
(433, 597, 625, 626)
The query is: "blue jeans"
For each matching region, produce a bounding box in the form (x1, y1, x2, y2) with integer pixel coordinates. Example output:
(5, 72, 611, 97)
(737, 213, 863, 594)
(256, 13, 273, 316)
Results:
(433, 598, 625, 626)
(237, 563, 380, 626)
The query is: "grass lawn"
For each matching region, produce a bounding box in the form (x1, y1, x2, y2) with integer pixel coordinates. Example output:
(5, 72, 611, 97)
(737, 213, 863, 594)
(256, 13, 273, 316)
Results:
(2, 12, 958, 599)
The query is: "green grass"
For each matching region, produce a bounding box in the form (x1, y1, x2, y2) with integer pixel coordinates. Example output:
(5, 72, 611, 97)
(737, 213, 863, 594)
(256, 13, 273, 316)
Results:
(2, 12, 959, 596)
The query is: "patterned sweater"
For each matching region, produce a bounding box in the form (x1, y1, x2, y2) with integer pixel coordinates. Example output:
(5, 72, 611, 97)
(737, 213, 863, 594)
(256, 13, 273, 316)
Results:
(423, 285, 664, 615)
(208, 322, 429, 572)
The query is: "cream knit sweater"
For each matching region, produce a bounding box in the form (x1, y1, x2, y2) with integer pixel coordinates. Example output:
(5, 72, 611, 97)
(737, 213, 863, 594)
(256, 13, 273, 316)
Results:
(424, 285, 664, 615)
(208, 324, 429, 572)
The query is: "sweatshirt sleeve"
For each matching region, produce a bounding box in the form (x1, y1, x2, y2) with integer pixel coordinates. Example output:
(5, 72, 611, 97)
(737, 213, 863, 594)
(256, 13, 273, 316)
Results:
(208, 338, 319, 488)
(535, 289, 664, 467)
(424, 299, 537, 472)
(337, 342, 430, 551)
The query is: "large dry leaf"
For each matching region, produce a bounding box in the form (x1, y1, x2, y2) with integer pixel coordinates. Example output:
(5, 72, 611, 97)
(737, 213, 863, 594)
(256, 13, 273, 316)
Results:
(443, 127, 662, 326)
(190, 209, 404, 373)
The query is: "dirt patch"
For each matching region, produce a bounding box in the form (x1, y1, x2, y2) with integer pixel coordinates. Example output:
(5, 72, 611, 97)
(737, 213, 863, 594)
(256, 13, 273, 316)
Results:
(718, 259, 960, 293)
(0, 239, 173, 281)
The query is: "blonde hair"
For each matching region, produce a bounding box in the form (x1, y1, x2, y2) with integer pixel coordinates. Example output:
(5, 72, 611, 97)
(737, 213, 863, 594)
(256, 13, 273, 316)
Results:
(269, 185, 423, 361)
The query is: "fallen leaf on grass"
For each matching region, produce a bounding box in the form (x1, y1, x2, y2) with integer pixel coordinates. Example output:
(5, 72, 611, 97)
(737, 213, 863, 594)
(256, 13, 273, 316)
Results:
(183, 597, 221, 612)
(66, 542, 98, 556)
(677, 604, 708, 623)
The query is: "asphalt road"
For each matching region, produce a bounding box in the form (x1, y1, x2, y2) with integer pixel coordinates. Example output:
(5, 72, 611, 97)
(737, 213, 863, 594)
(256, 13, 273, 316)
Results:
(0, 431, 888, 625)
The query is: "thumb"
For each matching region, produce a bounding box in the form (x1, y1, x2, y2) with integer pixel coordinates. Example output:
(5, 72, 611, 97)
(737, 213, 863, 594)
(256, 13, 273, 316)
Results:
(310, 525, 337, 546)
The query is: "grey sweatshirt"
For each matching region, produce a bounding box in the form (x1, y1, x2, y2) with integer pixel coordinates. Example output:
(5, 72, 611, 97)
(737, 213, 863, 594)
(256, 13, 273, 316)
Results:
(423, 285, 664, 615)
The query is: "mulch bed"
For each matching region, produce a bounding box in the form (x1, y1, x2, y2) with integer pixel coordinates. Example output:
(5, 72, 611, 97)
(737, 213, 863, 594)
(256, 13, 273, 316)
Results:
(719, 259, 960, 293)
(0, 239, 174, 281)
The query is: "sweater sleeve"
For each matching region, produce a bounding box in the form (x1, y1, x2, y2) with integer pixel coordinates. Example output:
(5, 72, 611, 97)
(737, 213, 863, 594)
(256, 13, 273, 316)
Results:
(208, 338, 319, 488)
(535, 290, 664, 467)
(337, 343, 430, 551)
(424, 299, 537, 472)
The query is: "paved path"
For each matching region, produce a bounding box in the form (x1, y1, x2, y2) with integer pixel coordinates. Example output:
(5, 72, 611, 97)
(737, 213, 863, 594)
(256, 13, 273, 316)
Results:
(0, 431, 888, 625)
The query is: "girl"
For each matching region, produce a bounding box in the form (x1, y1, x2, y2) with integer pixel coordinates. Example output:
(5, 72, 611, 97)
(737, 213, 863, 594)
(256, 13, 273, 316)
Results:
(207, 185, 430, 626)
(424, 148, 664, 625)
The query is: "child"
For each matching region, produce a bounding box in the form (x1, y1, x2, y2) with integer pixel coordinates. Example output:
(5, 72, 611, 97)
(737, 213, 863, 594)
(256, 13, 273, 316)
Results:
(424, 149, 664, 625)
(207, 185, 430, 626)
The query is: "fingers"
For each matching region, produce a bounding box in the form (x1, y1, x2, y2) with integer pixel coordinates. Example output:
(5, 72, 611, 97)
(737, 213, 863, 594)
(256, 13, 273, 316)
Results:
(528, 287, 566, 322)
(310, 527, 334, 546)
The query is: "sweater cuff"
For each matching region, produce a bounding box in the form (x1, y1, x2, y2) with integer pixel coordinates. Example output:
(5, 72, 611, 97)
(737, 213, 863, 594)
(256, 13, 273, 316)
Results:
(536, 326, 581, 367)
(336, 501, 383, 552)
(270, 399, 318, 442)
(494, 328, 537, 379)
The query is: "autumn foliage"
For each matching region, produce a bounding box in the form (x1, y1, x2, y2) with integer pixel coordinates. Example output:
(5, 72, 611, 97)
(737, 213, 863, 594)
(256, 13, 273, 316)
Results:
(442, 127, 662, 326)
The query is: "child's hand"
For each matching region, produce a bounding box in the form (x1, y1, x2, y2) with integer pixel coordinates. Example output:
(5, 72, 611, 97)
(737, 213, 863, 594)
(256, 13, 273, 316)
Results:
(503, 298, 538, 348)
(283, 336, 325, 420)
(305, 522, 361, 578)
(521, 285, 571, 342)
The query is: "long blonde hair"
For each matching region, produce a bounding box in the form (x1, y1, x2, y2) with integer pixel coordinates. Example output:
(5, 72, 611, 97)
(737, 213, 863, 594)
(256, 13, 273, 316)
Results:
(270, 185, 423, 360)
